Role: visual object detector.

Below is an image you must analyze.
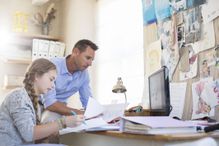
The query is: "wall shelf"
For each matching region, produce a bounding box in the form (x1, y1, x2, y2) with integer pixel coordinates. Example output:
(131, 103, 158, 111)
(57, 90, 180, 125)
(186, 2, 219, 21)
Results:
(0, 56, 31, 64)
(12, 33, 60, 41)
(3, 85, 22, 90)
(0, 33, 61, 90)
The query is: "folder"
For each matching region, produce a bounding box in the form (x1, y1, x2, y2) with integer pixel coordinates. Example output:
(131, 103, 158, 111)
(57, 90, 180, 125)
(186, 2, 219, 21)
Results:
(38, 39, 49, 58)
(48, 41, 56, 58)
(120, 116, 198, 135)
(48, 41, 65, 58)
(56, 41, 65, 57)
(32, 39, 39, 61)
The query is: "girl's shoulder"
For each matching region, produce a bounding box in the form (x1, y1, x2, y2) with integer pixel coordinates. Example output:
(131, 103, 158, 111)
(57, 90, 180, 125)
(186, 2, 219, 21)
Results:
(4, 88, 30, 105)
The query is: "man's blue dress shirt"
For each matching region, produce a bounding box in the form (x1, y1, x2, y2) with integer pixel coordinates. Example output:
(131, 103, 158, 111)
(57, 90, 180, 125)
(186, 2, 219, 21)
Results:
(42, 57, 92, 108)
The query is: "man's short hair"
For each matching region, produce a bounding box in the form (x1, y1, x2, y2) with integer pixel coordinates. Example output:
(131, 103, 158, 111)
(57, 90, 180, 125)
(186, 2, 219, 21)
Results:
(74, 39, 98, 52)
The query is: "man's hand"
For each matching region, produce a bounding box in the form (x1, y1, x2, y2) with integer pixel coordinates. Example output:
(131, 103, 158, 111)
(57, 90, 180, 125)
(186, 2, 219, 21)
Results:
(47, 101, 84, 115)
(70, 108, 84, 115)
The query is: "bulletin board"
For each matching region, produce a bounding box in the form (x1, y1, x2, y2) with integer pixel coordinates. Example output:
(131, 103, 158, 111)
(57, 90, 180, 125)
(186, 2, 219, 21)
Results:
(142, 0, 219, 120)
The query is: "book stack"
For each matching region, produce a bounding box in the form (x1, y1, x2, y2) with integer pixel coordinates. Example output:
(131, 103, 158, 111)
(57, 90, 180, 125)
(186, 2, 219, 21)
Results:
(120, 116, 198, 135)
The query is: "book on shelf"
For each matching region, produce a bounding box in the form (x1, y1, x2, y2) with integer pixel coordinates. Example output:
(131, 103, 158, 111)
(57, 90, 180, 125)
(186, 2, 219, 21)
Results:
(120, 116, 198, 135)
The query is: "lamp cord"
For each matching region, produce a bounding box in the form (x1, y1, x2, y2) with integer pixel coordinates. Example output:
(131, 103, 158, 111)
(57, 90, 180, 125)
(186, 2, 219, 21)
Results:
(124, 92, 127, 105)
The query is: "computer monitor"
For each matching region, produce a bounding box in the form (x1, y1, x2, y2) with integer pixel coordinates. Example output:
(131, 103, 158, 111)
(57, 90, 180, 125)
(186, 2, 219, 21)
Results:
(148, 66, 171, 116)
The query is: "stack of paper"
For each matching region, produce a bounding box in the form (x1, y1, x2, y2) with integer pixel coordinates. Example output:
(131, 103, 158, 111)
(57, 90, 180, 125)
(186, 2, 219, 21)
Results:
(59, 98, 124, 135)
(83, 97, 126, 122)
(120, 116, 198, 135)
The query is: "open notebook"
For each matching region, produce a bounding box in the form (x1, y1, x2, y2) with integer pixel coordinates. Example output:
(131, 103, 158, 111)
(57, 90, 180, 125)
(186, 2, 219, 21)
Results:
(60, 98, 125, 135)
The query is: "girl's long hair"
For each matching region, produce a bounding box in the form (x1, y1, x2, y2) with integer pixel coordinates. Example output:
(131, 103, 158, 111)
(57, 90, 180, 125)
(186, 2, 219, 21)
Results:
(23, 58, 56, 124)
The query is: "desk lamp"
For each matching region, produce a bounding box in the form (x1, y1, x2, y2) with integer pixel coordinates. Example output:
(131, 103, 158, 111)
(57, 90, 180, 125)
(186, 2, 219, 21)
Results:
(112, 77, 127, 104)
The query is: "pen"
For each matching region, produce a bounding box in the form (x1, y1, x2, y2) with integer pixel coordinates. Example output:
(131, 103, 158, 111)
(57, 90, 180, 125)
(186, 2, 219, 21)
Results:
(196, 123, 219, 133)
(71, 111, 86, 125)
(196, 126, 204, 132)
(71, 111, 77, 116)
(203, 123, 219, 133)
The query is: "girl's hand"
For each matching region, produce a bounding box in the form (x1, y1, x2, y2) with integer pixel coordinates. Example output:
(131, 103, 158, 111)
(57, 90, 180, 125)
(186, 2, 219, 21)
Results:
(65, 115, 85, 127)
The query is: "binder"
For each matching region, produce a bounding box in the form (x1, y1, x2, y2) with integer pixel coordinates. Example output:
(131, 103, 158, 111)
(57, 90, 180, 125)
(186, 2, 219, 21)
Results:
(48, 41, 65, 58)
(38, 39, 49, 58)
(32, 39, 65, 60)
(32, 39, 39, 61)
(56, 41, 65, 57)
(48, 41, 56, 58)
(120, 116, 198, 135)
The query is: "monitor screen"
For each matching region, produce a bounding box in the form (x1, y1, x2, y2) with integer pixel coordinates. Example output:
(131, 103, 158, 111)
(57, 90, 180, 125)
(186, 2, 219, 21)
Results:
(148, 66, 171, 115)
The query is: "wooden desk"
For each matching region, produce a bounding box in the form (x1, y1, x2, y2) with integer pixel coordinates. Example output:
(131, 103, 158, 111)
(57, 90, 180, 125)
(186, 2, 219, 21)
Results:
(125, 109, 166, 116)
(60, 131, 219, 146)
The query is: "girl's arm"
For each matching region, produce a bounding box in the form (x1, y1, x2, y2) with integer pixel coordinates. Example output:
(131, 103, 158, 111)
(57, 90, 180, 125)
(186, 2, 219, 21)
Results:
(33, 115, 84, 140)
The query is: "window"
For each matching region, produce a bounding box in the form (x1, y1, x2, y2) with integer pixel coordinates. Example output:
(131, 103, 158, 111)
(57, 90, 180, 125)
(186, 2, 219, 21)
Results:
(93, 0, 144, 106)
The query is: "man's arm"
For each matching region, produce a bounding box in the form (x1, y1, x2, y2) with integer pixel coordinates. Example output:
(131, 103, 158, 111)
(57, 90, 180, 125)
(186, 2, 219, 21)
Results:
(46, 101, 84, 115)
(79, 72, 92, 108)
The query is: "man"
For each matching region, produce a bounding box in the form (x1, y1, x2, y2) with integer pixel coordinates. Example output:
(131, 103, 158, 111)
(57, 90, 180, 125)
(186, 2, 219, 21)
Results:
(41, 39, 98, 123)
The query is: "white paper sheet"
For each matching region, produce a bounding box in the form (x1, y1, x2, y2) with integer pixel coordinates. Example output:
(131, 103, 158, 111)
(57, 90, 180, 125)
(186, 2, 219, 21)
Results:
(85, 124, 119, 132)
(192, 78, 217, 119)
(84, 97, 104, 119)
(102, 103, 126, 122)
(145, 40, 162, 76)
(202, 0, 219, 24)
(169, 82, 187, 119)
(59, 117, 107, 135)
(84, 97, 125, 122)
(192, 22, 215, 53)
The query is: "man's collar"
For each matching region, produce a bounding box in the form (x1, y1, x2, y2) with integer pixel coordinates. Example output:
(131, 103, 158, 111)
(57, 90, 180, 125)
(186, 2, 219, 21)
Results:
(60, 56, 70, 75)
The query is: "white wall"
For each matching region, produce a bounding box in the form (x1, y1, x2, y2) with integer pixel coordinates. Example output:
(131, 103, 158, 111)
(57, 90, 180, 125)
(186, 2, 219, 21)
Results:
(60, 0, 97, 108)
(0, 0, 62, 102)
(61, 0, 145, 108)
(0, 0, 97, 107)
(0, 0, 61, 36)
(0, 0, 145, 109)
(60, 0, 97, 54)
(93, 0, 144, 107)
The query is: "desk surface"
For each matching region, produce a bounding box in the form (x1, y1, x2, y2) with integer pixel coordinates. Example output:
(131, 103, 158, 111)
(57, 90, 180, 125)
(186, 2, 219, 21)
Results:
(125, 109, 166, 116)
(90, 131, 219, 141)
(60, 130, 219, 146)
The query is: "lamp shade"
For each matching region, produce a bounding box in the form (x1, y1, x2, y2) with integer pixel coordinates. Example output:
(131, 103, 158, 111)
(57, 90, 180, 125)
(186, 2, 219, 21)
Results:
(112, 77, 127, 93)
